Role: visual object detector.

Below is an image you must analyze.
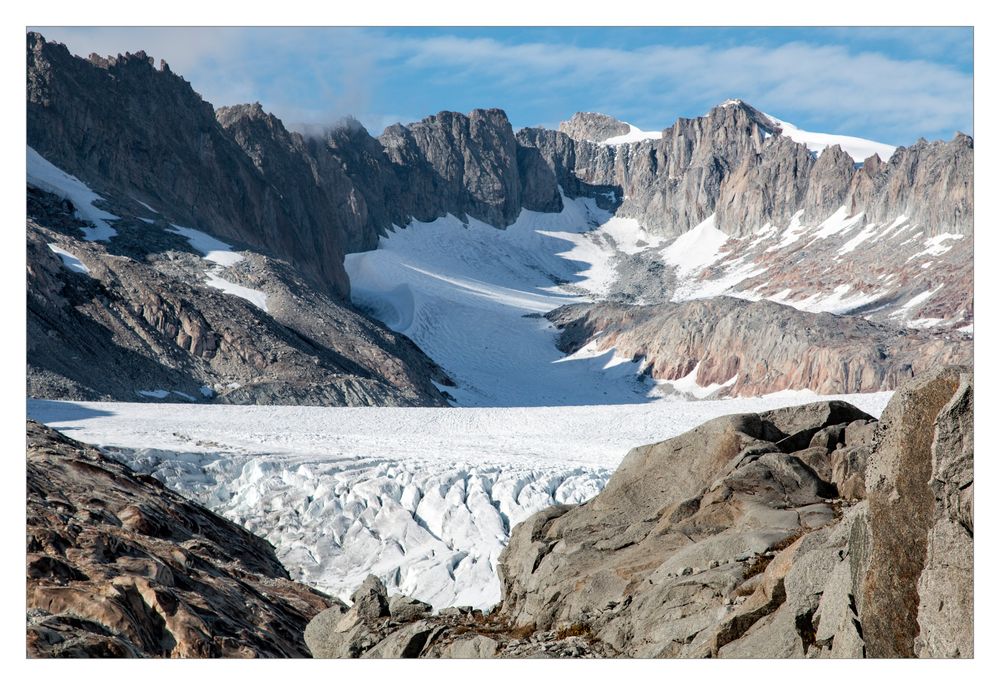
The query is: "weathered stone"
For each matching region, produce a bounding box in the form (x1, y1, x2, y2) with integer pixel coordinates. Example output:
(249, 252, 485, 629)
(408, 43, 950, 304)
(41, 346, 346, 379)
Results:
(26, 421, 331, 658)
(546, 299, 968, 398)
(439, 634, 500, 658)
(362, 621, 438, 658)
(388, 595, 432, 622)
(915, 373, 973, 657)
(351, 575, 390, 621)
(860, 366, 968, 657)
(831, 446, 869, 500)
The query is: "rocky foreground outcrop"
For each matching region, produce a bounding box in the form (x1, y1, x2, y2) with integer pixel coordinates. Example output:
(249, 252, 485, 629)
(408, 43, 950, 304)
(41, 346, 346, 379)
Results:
(26, 420, 332, 657)
(309, 367, 972, 657)
(547, 298, 972, 396)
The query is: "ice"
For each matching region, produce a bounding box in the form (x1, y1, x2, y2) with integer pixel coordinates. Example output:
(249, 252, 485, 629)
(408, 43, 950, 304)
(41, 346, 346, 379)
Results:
(908, 318, 946, 329)
(660, 214, 728, 277)
(763, 115, 897, 163)
(766, 283, 887, 316)
(46, 244, 90, 274)
(655, 362, 738, 399)
(767, 210, 808, 251)
(891, 285, 944, 322)
(809, 206, 864, 242)
(136, 389, 170, 399)
(838, 222, 881, 255)
(28, 393, 893, 609)
(27, 146, 119, 242)
(906, 233, 964, 261)
(599, 216, 664, 255)
(660, 216, 771, 301)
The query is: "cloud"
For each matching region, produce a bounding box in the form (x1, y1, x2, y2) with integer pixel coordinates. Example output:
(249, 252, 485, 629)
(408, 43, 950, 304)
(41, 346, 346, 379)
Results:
(391, 34, 972, 143)
(30, 27, 972, 144)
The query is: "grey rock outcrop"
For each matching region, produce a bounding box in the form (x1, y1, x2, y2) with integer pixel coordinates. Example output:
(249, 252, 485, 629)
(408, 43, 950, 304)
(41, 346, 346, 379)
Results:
(488, 367, 972, 658)
(523, 100, 971, 240)
(858, 366, 974, 657)
(559, 112, 631, 142)
(26, 421, 332, 657)
(915, 374, 973, 657)
(296, 368, 972, 658)
(547, 298, 971, 396)
(27, 187, 450, 406)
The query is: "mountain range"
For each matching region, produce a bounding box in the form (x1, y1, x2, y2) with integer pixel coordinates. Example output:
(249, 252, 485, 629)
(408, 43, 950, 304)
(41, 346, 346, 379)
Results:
(26, 32, 972, 404)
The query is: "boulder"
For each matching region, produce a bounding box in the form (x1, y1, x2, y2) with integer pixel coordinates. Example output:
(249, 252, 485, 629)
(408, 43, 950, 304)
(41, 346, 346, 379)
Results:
(439, 634, 500, 658)
(351, 575, 390, 621)
(915, 373, 973, 657)
(388, 595, 432, 623)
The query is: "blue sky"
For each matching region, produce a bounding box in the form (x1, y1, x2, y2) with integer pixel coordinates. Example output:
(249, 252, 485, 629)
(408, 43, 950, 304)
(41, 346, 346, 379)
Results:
(32, 27, 973, 146)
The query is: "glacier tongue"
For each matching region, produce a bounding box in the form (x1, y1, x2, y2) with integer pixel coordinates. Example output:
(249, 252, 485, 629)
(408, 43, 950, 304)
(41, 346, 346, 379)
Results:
(28, 395, 893, 610)
(111, 445, 609, 609)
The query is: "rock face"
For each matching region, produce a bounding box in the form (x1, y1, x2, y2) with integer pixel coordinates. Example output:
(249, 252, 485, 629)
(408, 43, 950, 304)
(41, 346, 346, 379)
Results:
(27, 187, 450, 405)
(26, 420, 332, 657)
(524, 101, 972, 240)
(915, 373, 973, 657)
(26, 32, 563, 294)
(559, 112, 631, 142)
(547, 298, 972, 396)
(859, 367, 974, 657)
(487, 366, 972, 657)
(27, 33, 353, 299)
(520, 104, 972, 331)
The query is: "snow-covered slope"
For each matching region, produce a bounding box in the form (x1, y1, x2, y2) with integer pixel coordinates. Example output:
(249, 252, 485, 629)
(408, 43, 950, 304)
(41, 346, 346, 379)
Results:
(765, 114, 898, 163)
(346, 193, 662, 406)
(27, 146, 119, 241)
(601, 123, 663, 145)
(28, 394, 892, 609)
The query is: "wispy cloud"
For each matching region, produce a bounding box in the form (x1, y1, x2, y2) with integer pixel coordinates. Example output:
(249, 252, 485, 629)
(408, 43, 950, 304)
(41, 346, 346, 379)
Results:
(30, 27, 972, 144)
(391, 35, 972, 143)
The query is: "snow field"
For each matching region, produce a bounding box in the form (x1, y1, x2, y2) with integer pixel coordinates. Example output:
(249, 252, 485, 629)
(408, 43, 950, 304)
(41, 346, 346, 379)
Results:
(345, 193, 659, 406)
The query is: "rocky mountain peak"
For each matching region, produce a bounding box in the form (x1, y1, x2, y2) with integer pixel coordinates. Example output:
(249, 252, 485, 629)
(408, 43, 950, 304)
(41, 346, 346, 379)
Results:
(703, 98, 779, 135)
(559, 112, 631, 142)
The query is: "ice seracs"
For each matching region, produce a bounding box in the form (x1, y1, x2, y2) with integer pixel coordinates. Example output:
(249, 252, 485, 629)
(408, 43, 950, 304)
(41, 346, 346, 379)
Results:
(28, 393, 894, 609)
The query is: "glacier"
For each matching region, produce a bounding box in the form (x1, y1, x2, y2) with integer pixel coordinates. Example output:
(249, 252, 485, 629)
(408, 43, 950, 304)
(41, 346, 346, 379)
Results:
(29, 394, 892, 609)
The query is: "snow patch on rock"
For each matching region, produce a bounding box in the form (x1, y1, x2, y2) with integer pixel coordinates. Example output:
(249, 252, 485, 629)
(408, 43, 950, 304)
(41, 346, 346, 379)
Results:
(27, 146, 119, 241)
(47, 244, 91, 274)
